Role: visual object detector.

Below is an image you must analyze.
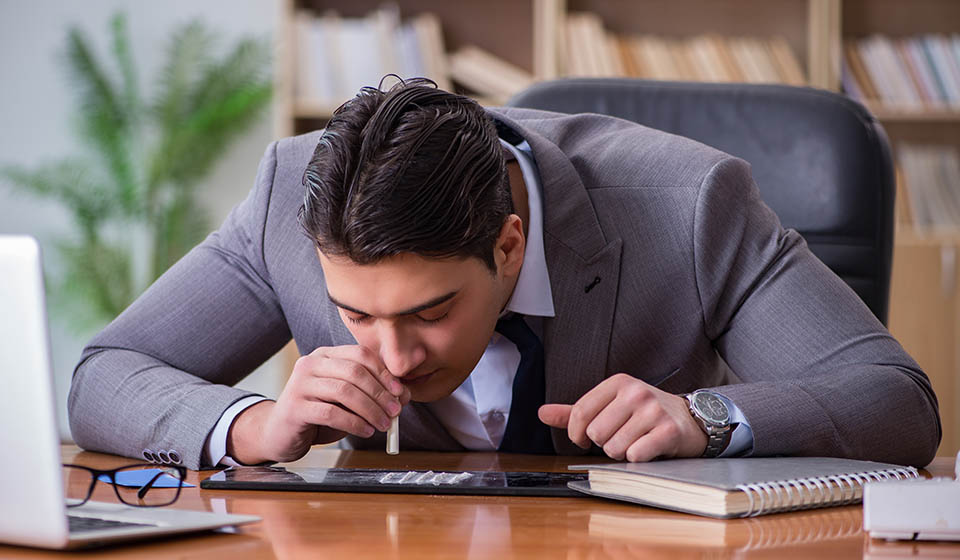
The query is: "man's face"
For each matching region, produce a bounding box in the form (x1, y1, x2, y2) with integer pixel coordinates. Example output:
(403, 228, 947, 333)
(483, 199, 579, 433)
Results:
(318, 250, 512, 402)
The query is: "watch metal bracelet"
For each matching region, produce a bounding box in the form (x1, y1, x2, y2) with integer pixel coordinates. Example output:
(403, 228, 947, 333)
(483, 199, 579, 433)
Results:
(702, 429, 731, 458)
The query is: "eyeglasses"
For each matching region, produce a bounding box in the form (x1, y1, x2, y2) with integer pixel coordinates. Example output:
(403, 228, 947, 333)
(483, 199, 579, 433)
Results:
(62, 463, 186, 507)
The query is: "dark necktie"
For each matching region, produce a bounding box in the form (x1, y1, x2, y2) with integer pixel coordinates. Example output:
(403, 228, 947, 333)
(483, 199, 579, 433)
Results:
(495, 313, 554, 454)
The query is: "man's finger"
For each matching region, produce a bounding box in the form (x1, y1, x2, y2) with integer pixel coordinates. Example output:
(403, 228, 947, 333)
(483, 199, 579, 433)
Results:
(309, 376, 393, 432)
(584, 402, 636, 448)
(565, 385, 620, 449)
(298, 400, 376, 439)
(624, 424, 675, 463)
(302, 357, 401, 423)
(538, 404, 572, 428)
(600, 411, 658, 460)
(321, 345, 405, 398)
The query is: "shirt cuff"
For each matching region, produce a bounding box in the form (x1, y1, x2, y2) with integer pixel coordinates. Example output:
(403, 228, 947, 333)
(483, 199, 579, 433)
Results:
(202, 395, 269, 467)
(715, 394, 754, 458)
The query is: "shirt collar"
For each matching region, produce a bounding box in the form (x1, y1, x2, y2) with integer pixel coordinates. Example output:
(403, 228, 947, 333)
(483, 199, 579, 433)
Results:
(499, 138, 555, 318)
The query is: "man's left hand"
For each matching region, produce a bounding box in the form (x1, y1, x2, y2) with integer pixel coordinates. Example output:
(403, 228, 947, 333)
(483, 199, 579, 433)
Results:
(538, 373, 708, 462)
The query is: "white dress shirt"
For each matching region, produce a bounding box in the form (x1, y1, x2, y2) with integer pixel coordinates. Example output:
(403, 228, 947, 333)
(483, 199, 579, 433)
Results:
(203, 138, 754, 465)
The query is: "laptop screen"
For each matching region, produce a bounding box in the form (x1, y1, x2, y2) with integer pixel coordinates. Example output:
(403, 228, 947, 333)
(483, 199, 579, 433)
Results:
(0, 236, 70, 547)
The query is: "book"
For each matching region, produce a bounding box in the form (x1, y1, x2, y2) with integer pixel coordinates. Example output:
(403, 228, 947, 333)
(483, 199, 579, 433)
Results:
(395, 18, 426, 81)
(746, 38, 785, 83)
(563, 13, 588, 76)
(294, 10, 339, 110)
(371, 4, 401, 82)
(894, 165, 913, 227)
(559, 14, 808, 88)
(687, 36, 727, 82)
(896, 38, 936, 106)
(569, 457, 918, 519)
(844, 41, 880, 102)
(616, 35, 642, 78)
(629, 36, 679, 81)
(563, 12, 615, 77)
(729, 37, 765, 83)
(898, 144, 960, 230)
(712, 36, 746, 82)
(335, 15, 386, 100)
(447, 45, 534, 102)
(926, 35, 960, 105)
(767, 37, 806, 86)
(291, 6, 459, 116)
(729, 37, 780, 83)
(584, 13, 615, 76)
(532, 0, 561, 79)
(604, 33, 626, 77)
(411, 12, 450, 90)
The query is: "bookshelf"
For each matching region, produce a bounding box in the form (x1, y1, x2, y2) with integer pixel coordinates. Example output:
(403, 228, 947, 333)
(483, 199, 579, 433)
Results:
(279, 0, 557, 136)
(276, 0, 960, 455)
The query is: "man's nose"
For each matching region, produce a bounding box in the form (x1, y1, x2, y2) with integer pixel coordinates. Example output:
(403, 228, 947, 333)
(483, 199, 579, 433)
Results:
(378, 325, 426, 377)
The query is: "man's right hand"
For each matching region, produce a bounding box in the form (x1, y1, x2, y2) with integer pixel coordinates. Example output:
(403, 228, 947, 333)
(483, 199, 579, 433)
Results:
(226, 345, 410, 464)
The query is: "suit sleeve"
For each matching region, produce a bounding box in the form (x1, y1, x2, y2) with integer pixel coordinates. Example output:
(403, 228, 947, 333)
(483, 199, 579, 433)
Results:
(68, 141, 292, 470)
(694, 157, 941, 467)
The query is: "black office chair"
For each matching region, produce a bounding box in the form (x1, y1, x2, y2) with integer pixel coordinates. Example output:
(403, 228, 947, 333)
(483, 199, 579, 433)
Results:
(507, 78, 895, 325)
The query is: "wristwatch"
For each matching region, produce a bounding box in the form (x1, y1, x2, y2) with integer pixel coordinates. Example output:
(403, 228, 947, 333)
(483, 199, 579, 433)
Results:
(684, 390, 732, 458)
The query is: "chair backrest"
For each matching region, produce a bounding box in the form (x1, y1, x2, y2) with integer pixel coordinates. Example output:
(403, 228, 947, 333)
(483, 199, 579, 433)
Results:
(507, 78, 895, 325)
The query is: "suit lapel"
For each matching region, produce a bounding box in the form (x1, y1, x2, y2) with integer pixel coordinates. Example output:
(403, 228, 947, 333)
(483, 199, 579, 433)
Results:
(492, 112, 623, 456)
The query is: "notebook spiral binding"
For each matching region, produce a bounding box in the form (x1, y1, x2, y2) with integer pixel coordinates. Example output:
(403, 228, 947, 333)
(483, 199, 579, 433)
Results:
(734, 466, 919, 517)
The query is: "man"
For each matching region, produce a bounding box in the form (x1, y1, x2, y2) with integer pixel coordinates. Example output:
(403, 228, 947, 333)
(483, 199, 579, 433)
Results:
(68, 79, 941, 470)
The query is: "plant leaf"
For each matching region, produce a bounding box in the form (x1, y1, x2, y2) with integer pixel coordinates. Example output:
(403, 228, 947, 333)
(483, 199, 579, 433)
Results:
(1, 161, 120, 236)
(110, 12, 141, 129)
(148, 28, 271, 192)
(2, 12, 272, 330)
(65, 21, 140, 214)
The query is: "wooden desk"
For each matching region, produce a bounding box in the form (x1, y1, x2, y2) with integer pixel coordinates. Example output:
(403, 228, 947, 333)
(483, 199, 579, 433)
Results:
(3, 446, 959, 558)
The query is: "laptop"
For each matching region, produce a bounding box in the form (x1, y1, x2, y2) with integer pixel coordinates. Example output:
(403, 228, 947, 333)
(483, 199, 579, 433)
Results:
(0, 235, 260, 549)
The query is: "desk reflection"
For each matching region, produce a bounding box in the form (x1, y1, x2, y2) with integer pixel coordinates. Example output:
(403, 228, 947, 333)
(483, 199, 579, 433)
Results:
(214, 495, 526, 559)
(866, 538, 960, 559)
(571, 506, 864, 559)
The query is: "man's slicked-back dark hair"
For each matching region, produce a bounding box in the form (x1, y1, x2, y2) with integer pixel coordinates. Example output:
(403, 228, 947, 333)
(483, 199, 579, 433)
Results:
(299, 77, 512, 271)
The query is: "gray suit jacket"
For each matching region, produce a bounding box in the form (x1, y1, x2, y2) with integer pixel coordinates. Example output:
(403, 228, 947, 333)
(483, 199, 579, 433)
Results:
(68, 108, 941, 470)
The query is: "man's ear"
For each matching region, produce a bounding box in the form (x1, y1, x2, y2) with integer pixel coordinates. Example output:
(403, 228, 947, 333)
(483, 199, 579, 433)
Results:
(494, 214, 525, 278)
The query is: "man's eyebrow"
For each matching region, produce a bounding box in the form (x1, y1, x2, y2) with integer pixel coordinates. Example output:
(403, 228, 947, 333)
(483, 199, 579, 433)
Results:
(327, 290, 459, 317)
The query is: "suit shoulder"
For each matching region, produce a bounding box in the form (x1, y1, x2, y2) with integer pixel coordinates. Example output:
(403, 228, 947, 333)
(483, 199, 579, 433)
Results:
(493, 107, 732, 190)
(250, 130, 324, 236)
(265, 129, 324, 198)
(275, 129, 324, 170)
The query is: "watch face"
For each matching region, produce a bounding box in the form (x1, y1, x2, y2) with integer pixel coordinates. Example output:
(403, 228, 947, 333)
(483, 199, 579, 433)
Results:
(693, 392, 729, 425)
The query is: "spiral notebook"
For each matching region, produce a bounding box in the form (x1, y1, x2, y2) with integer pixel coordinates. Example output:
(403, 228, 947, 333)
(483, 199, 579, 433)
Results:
(569, 457, 918, 519)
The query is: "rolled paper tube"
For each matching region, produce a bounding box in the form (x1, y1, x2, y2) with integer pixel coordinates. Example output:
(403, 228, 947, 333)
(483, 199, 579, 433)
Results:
(387, 415, 399, 455)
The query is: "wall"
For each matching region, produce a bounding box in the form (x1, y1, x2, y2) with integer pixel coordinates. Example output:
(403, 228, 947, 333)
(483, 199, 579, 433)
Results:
(0, 0, 285, 440)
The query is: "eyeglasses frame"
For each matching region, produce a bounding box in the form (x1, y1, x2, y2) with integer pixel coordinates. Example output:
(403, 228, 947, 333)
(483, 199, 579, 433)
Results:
(62, 463, 187, 508)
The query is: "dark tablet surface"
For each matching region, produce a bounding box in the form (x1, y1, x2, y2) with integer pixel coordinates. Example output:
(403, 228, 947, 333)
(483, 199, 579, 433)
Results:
(201, 466, 588, 497)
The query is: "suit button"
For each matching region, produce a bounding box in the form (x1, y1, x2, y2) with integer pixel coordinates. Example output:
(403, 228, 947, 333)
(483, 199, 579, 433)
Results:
(142, 449, 156, 462)
(157, 450, 170, 464)
(168, 450, 182, 465)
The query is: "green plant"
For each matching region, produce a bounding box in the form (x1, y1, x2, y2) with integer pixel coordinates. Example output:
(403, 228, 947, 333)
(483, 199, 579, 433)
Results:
(2, 13, 272, 332)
